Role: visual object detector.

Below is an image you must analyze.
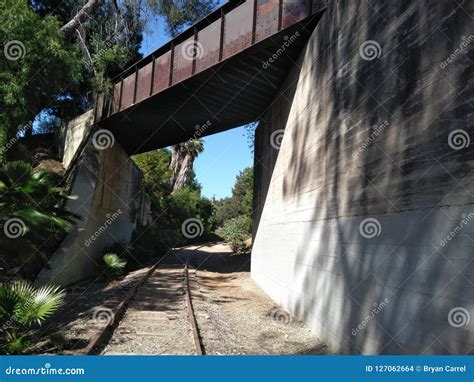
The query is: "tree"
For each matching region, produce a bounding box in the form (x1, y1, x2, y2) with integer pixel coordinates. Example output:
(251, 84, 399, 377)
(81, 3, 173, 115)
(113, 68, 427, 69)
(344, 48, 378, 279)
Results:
(0, 0, 83, 158)
(0, 281, 65, 354)
(171, 139, 204, 192)
(214, 167, 254, 228)
(146, 0, 219, 37)
(133, 149, 172, 199)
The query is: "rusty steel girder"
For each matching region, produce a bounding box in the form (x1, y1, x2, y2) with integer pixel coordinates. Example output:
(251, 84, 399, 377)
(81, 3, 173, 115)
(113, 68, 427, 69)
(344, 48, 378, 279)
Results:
(101, 0, 328, 118)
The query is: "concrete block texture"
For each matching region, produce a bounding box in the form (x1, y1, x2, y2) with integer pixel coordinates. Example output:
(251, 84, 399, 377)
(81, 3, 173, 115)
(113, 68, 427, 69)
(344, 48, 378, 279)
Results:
(37, 136, 150, 286)
(251, 0, 474, 354)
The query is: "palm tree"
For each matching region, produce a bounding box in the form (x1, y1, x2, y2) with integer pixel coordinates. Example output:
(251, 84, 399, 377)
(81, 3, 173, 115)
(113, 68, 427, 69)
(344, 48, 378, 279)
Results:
(103, 253, 127, 279)
(169, 139, 204, 192)
(0, 281, 65, 354)
(0, 161, 78, 237)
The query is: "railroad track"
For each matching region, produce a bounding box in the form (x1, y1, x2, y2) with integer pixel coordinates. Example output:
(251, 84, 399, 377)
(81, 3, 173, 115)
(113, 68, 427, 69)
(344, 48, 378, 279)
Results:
(94, 254, 206, 355)
(184, 263, 205, 355)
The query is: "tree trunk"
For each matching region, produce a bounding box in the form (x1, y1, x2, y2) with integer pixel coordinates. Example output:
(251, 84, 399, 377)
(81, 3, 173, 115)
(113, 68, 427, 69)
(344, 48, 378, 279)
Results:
(173, 153, 194, 192)
(169, 145, 183, 190)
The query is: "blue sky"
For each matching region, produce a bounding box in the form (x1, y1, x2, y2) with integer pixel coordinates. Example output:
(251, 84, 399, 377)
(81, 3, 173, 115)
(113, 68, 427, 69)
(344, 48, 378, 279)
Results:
(140, 1, 253, 199)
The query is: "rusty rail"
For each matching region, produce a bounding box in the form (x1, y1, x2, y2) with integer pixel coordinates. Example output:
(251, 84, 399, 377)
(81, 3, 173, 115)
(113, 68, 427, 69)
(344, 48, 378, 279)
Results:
(95, 0, 328, 122)
(81, 263, 159, 355)
(184, 263, 205, 355)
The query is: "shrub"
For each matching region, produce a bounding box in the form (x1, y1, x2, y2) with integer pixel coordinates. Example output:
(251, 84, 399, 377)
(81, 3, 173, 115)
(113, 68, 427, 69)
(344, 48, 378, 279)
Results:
(0, 161, 78, 235)
(0, 281, 65, 354)
(216, 215, 251, 254)
(103, 253, 127, 279)
(103, 242, 140, 270)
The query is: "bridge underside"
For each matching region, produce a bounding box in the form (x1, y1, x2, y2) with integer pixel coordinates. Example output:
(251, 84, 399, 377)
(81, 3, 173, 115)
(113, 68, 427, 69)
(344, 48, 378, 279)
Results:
(98, 15, 323, 155)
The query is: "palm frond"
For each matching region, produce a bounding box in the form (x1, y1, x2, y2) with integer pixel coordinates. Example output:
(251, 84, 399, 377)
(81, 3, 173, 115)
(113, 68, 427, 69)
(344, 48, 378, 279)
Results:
(103, 253, 127, 270)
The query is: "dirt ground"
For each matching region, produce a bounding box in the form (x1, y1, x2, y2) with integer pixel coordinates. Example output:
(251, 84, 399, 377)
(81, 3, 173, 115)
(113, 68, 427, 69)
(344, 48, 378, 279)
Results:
(46, 244, 329, 355)
(40, 267, 153, 354)
(185, 244, 329, 355)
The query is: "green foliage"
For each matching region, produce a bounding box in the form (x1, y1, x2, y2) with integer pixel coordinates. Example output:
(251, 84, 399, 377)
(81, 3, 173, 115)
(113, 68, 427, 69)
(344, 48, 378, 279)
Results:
(0, 161, 77, 237)
(147, 0, 219, 37)
(216, 216, 251, 254)
(103, 253, 127, 278)
(0, 280, 65, 354)
(103, 241, 141, 270)
(133, 149, 172, 199)
(0, 0, 82, 150)
(214, 167, 253, 230)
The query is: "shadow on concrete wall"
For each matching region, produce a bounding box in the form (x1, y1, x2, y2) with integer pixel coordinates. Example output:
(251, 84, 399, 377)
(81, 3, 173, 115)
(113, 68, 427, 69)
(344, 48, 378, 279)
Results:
(254, 0, 473, 354)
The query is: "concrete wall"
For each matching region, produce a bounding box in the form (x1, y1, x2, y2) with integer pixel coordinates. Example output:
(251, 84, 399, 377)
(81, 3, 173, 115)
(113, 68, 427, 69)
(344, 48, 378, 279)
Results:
(60, 109, 95, 169)
(252, 0, 473, 354)
(37, 114, 150, 286)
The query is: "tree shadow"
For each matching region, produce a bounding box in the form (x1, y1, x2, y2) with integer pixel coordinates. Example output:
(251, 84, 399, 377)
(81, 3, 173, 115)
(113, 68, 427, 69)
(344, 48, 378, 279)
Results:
(252, 0, 474, 354)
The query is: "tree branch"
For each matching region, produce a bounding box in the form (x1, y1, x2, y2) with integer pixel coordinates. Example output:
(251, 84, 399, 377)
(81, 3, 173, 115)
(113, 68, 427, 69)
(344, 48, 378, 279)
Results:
(61, 0, 104, 36)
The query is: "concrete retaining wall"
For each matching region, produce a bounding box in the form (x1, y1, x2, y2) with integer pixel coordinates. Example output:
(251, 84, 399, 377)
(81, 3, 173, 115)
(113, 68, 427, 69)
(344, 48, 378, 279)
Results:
(37, 114, 150, 286)
(251, 0, 474, 354)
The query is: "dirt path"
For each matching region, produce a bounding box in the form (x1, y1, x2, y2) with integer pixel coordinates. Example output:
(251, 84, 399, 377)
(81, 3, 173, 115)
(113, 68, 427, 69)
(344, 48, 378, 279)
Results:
(102, 265, 195, 355)
(186, 244, 328, 355)
(97, 244, 328, 355)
